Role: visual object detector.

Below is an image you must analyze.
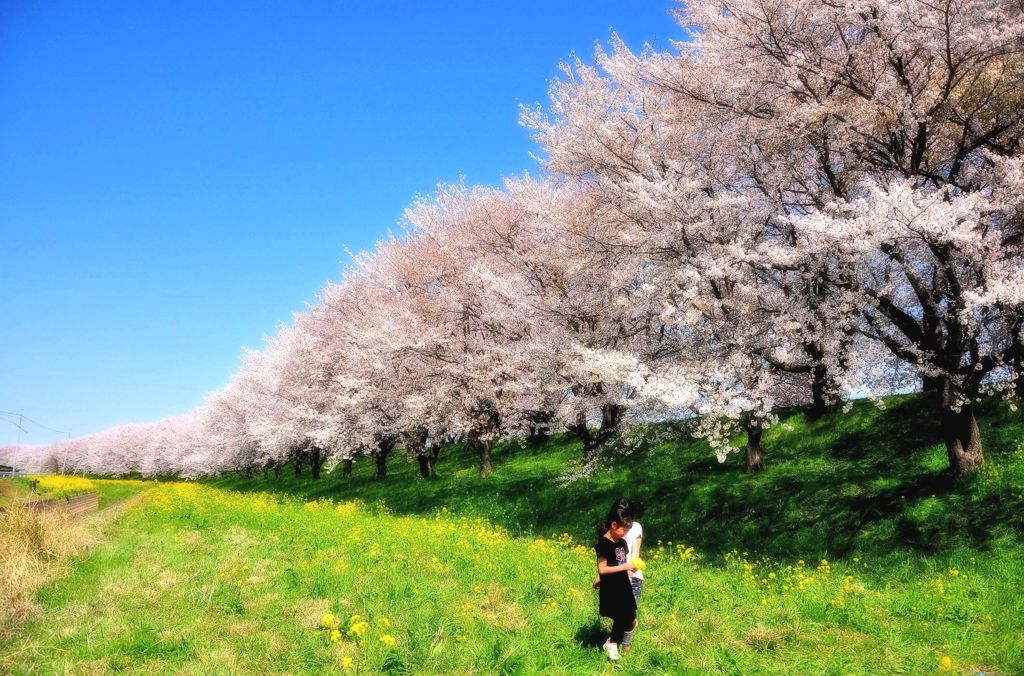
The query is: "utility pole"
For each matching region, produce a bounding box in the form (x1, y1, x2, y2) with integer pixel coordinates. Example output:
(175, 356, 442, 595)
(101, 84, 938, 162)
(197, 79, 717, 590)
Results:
(13, 412, 23, 475)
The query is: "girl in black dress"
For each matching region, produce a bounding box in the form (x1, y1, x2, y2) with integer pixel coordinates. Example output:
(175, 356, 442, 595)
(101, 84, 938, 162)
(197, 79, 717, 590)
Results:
(594, 503, 637, 661)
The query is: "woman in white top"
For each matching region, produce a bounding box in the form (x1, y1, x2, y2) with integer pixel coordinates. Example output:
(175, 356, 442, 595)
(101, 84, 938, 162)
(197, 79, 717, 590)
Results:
(611, 498, 644, 651)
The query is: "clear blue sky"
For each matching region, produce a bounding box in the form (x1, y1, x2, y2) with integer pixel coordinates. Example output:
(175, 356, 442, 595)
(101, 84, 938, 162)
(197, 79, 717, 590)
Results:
(0, 1, 681, 445)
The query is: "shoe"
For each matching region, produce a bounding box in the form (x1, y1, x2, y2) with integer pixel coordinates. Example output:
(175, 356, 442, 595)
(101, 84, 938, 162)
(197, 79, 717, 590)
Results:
(603, 639, 620, 661)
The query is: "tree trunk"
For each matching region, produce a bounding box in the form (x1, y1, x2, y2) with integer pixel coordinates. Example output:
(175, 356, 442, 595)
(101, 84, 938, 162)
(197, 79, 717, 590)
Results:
(416, 445, 440, 478)
(939, 378, 984, 477)
(1011, 317, 1024, 400)
(342, 458, 353, 479)
(294, 457, 303, 478)
(310, 446, 324, 480)
(273, 461, 282, 480)
(526, 410, 553, 447)
(745, 416, 765, 472)
(478, 438, 493, 477)
(807, 362, 834, 421)
(922, 374, 944, 396)
(417, 453, 433, 478)
(374, 435, 395, 480)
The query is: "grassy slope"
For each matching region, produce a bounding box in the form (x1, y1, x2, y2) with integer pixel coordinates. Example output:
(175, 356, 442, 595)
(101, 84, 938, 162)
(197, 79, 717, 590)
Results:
(1, 394, 1021, 674)
(214, 394, 1024, 561)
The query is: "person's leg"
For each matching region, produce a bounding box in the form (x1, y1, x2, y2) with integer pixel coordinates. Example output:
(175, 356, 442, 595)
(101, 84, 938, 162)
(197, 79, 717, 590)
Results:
(631, 577, 643, 603)
(622, 579, 642, 650)
(610, 606, 636, 644)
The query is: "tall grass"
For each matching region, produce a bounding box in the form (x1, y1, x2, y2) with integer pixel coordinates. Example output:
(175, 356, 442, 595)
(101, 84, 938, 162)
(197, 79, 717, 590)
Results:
(0, 503, 92, 635)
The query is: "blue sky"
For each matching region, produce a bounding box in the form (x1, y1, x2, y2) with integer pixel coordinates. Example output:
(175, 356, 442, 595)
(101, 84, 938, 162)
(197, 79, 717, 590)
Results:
(0, 1, 681, 445)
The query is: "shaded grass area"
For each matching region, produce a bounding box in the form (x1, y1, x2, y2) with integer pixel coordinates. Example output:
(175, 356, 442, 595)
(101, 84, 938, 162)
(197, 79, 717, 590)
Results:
(3, 483, 1021, 674)
(211, 394, 1024, 563)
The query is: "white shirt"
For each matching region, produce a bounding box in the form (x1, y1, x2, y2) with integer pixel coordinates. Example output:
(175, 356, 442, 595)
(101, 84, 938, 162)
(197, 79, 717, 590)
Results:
(624, 521, 644, 580)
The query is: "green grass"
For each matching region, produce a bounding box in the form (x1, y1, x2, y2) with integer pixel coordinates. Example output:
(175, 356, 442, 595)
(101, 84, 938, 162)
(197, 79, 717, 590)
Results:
(1, 394, 1022, 673)
(213, 394, 1024, 561)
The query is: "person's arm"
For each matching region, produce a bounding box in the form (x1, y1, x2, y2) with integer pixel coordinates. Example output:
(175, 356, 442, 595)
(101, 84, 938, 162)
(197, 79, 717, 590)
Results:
(597, 555, 636, 575)
(632, 535, 642, 561)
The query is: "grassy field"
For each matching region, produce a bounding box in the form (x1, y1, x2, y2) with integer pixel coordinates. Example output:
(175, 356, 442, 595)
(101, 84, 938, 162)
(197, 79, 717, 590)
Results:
(1, 394, 1022, 673)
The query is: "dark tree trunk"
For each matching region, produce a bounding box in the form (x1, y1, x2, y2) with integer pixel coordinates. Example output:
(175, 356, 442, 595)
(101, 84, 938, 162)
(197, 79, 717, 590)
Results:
(1011, 317, 1024, 400)
(939, 378, 984, 477)
(342, 458, 353, 479)
(405, 428, 439, 478)
(526, 410, 553, 447)
(294, 456, 303, 478)
(745, 416, 765, 472)
(417, 453, 433, 478)
(243, 464, 254, 478)
(310, 446, 324, 480)
(469, 436, 493, 477)
(807, 362, 834, 421)
(922, 374, 945, 396)
(468, 409, 500, 477)
(273, 460, 282, 480)
(417, 444, 440, 478)
(570, 403, 625, 472)
(374, 435, 396, 480)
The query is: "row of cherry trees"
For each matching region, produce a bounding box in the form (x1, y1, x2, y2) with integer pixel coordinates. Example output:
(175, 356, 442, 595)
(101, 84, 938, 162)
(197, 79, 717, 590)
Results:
(10, 0, 1023, 480)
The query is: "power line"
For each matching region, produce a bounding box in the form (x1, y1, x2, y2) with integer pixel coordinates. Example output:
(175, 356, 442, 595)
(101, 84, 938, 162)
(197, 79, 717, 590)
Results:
(0, 410, 69, 436)
(0, 417, 27, 433)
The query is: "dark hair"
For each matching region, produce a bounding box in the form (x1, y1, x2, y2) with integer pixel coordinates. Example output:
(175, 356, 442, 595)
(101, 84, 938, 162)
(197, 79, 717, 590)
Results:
(611, 496, 646, 521)
(596, 503, 633, 541)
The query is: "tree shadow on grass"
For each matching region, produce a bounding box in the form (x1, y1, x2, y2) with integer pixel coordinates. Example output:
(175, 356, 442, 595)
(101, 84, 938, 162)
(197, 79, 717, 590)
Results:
(207, 394, 1024, 560)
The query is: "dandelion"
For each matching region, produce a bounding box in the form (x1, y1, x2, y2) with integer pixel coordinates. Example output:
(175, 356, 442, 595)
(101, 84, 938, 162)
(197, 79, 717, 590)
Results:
(938, 655, 953, 670)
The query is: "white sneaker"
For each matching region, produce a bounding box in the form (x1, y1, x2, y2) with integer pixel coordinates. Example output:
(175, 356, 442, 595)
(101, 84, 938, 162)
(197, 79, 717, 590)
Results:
(603, 640, 620, 661)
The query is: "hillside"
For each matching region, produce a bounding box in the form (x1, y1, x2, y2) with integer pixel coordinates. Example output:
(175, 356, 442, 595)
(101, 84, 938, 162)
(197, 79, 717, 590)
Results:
(212, 394, 1024, 562)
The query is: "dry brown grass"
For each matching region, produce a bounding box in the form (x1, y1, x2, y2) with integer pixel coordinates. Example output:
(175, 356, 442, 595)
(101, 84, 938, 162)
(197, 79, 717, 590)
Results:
(0, 502, 93, 635)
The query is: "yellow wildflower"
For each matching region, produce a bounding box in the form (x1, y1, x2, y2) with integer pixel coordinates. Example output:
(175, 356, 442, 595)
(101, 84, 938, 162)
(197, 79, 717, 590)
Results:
(631, 556, 647, 571)
(939, 655, 953, 670)
(321, 613, 339, 629)
(379, 634, 397, 647)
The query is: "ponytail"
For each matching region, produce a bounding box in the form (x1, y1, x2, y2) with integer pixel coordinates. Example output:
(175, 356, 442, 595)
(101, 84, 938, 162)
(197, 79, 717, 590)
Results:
(595, 502, 633, 543)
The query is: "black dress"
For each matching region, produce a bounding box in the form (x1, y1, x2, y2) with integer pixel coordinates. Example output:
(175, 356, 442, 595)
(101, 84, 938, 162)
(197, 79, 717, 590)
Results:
(595, 535, 637, 618)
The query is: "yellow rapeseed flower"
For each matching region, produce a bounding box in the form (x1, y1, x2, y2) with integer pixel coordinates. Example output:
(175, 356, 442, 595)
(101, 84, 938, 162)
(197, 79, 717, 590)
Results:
(340, 655, 354, 669)
(939, 655, 953, 670)
(321, 613, 339, 629)
(631, 556, 647, 571)
(379, 634, 397, 647)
